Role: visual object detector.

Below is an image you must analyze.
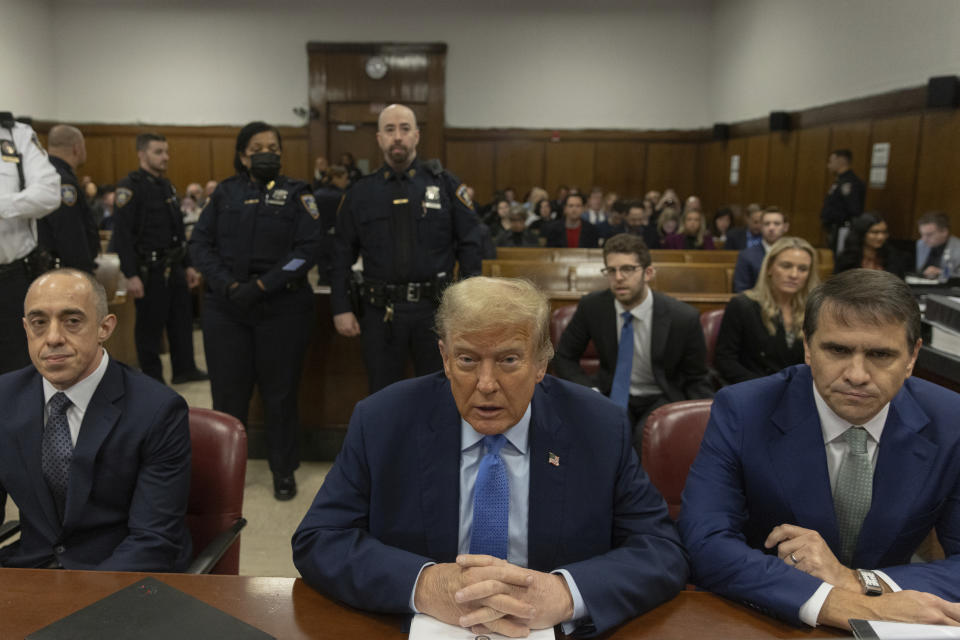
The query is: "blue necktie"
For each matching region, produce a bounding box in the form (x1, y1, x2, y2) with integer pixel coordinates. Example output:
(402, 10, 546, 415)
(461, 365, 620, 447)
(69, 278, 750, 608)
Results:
(469, 434, 509, 559)
(42, 392, 73, 520)
(609, 310, 635, 408)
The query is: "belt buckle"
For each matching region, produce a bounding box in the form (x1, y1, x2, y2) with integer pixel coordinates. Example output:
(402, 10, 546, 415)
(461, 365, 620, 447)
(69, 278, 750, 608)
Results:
(406, 283, 420, 302)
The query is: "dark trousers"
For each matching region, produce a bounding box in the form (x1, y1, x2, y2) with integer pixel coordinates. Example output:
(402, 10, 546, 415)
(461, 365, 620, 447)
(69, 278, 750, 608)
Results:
(202, 289, 313, 475)
(0, 268, 30, 375)
(628, 393, 667, 457)
(358, 299, 443, 394)
(133, 265, 197, 382)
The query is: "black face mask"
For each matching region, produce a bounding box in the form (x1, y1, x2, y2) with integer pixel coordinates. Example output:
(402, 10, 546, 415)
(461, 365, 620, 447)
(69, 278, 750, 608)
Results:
(249, 152, 281, 182)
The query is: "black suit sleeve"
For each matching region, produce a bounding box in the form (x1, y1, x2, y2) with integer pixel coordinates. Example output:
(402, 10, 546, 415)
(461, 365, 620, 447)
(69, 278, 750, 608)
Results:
(714, 295, 760, 384)
(676, 304, 714, 399)
(554, 301, 605, 391)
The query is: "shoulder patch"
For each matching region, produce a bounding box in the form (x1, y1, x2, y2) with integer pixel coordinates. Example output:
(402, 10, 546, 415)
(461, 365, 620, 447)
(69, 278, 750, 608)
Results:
(841, 182, 852, 196)
(116, 187, 133, 208)
(300, 193, 320, 219)
(456, 183, 473, 209)
(61, 184, 77, 207)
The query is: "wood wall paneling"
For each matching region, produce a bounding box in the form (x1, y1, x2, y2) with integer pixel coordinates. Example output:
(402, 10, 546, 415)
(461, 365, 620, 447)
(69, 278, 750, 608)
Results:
(211, 137, 238, 182)
(645, 143, 697, 201)
(865, 114, 921, 238)
(914, 110, 960, 230)
(282, 137, 310, 183)
(594, 141, 647, 200)
(791, 126, 832, 244)
(743, 134, 770, 205)
(80, 135, 115, 188)
(544, 141, 595, 197)
(722, 138, 747, 207)
(695, 140, 726, 216)
(446, 140, 495, 204)
(166, 137, 212, 196)
(765, 130, 798, 213)
(112, 135, 139, 184)
(494, 140, 544, 198)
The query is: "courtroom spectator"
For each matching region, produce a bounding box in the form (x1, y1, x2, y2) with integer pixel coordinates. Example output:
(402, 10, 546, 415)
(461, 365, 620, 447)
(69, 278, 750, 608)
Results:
(553, 233, 713, 449)
(180, 196, 200, 228)
(184, 182, 204, 204)
(502, 186, 518, 207)
(683, 195, 702, 214)
(552, 184, 569, 212)
(523, 186, 549, 213)
(733, 206, 790, 292)
(82, 179, 98, 207)
(725, 203, 763, 250)
(543, 193, 601, 248)
(655, 207, 680, 248)
(835, 213, 908, 279)
(495, 207, 539, 247)
(293, 276, 689, 637)
(622, 200, 660, 249)
(97, 187, 116, 231)
(655, 189, 680, 216)
(597, 200, 628, 242)
(603, 191, 619, 219)
(0, 269, 192, 571)
(643, 190, 661, 213)
(710, 207, 733, 248)
(582, 187, 607, 226)
(915, 210, 960, 280)
(680, 269, 960, 631)
(339, 151, 363, 183)
(527, 197, 557, 235)
(202, 180, 217, 205)
(485, 198, 511, 235)
(312, 155, 329, 189)
(715, 237, 818, 384)
(663, 208, 715, 250)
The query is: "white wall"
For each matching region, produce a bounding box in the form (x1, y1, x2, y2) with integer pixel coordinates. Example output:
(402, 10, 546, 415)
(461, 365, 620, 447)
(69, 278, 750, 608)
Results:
(0, 0, 55, 120)
(709, 0, 960, 124)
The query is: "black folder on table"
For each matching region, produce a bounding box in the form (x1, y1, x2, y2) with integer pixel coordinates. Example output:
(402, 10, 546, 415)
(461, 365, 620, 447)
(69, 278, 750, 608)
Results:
(27, 577, 275, 639)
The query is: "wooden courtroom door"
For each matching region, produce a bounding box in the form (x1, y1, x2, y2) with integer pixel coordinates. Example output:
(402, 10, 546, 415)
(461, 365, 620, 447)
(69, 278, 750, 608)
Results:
(306, 43, 447, 175)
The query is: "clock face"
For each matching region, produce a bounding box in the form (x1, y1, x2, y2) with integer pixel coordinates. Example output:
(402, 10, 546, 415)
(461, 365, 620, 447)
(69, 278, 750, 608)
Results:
(365, 56, 388, 80)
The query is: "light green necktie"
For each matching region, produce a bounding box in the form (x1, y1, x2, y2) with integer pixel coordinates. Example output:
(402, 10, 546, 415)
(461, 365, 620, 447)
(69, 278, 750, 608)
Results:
(834, 427, 873, 566)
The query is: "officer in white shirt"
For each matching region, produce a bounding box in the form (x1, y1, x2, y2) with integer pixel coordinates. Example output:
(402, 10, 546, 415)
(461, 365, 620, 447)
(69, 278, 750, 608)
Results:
(0, 113, 61, 373)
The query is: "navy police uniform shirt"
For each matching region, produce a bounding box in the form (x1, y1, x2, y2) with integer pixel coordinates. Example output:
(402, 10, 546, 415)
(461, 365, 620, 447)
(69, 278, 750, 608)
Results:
(189, 173, 322, 298)
(820, 169, 865, 229)
(330, 158, 481, 315)
(112, 168, 186, 278)
(39, 156, 99, 272)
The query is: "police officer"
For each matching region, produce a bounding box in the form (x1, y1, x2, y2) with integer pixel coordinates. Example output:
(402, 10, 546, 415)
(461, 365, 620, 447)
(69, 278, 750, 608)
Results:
(189, 121, 322, 501)
(40, 125, 99, 273)
(332, 103, 481, 393)
(820, 148, 865, 255)
(312, 164, 349, 285)
(112, 133, 206, 384)
(0, 112, 60, 374)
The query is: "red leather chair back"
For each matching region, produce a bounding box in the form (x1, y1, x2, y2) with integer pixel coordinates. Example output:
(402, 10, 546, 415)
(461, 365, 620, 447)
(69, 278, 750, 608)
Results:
(550, 305, 599, 375)
(641, 399, 713, 519)
(187, 408, 247, 574)
(699, 309, 724, 368)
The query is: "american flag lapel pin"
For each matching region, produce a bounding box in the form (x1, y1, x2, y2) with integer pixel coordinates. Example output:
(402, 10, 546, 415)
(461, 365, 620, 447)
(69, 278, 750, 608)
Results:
(548, 452, 560, 467)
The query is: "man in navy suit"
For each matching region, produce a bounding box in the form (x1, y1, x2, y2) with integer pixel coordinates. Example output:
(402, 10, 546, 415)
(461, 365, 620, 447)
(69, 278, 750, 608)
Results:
(732, 206, 789, 292)
(293, 277, 687, 638)
(679, 269, 960, 630)
(0, 269, 192, 571)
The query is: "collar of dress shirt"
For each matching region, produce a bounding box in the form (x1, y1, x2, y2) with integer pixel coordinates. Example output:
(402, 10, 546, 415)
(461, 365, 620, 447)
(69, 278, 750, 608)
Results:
(762, 239, 773, 253)
(614, 284, 654, 324)
(42, 348, 110, 415)
(811, 380, 889, 445)
(460, 402, 532, 455)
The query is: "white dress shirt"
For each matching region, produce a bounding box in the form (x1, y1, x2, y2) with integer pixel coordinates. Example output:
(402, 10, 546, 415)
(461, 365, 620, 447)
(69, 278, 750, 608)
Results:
(614, 292, 660, 397)
(41, 350, 110, 446)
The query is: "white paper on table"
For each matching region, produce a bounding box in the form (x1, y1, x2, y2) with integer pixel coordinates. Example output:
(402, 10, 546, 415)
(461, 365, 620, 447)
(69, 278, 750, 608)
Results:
(851, 619, 960, 639)
(409, 614, 556, 639)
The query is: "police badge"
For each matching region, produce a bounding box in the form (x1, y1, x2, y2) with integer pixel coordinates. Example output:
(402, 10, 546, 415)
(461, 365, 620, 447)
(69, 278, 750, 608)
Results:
(424, 185, 441, 210)
(1, 140, 19, 162)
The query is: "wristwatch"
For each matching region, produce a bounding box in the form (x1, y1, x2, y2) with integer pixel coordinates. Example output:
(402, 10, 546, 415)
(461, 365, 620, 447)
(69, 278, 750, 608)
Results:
(856, 569, 883, 596)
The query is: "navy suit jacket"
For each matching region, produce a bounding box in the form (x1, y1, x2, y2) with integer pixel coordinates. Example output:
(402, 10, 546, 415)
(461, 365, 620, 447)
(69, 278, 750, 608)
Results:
(0, 359, 192, 571)
(732, 244, 766, 292)
(678, 365, 960, 625)
(553, 289, 713, 402)
(292, 372, 688, 636)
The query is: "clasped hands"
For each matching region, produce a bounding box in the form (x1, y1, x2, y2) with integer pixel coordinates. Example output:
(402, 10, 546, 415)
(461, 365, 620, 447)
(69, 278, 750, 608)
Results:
(414, 554, 574, 638)
(765, 524, 960, 628)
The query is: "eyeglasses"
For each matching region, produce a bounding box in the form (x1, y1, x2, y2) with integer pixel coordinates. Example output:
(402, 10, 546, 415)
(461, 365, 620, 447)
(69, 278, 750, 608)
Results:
(601, 265, 644, 277)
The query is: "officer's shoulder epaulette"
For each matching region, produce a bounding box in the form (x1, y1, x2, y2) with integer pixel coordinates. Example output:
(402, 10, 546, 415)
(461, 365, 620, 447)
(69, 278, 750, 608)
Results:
(423, 159, 444, 177)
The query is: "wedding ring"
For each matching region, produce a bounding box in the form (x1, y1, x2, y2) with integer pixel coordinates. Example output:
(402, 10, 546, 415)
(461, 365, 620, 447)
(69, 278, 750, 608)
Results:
(790, 552, 799, 564)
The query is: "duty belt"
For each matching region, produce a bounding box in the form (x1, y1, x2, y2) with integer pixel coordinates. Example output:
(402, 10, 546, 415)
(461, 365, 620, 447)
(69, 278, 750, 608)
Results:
(361, 280, 442, 305)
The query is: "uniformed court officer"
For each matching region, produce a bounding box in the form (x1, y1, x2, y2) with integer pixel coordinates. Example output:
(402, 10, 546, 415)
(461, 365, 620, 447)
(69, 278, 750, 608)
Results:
(111, 133, 207, 384)
(820, 148, 865, 255)
(313, 164, 350, 285)
(0, 112, 60, 374)
(189, 121, 323, 501)
(332, 103, 481, 393)
(41, 125, 100, 273)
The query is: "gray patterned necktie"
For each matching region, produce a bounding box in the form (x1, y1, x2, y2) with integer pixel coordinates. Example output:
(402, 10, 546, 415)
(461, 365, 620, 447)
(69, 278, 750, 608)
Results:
(42, 392, 73, 520)
(834, 427, 872, 566)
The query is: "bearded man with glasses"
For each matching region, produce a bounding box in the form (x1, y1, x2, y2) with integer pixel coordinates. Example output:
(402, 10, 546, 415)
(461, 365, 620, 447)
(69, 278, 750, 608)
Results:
(554, 233, 713, 452)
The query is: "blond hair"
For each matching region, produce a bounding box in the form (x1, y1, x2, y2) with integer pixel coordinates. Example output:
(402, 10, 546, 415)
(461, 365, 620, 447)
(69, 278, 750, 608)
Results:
(680, 208, 706, 247)
(435, 277, 554, 363)
(745, 236, 819, 335)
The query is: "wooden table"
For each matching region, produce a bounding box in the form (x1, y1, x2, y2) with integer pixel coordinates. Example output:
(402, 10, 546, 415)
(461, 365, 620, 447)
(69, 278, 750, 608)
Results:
(0, 568, 845, 639)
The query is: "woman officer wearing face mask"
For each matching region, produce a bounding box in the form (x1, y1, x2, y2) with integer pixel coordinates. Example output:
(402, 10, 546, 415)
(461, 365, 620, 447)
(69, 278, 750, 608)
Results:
(189, 121, 323, 501)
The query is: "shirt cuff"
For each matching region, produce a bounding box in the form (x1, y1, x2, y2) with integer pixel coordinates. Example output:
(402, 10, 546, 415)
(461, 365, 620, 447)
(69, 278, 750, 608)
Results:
(798, 581, 833, 627)
(409, 562, 436, 613)
(874, 570, 901, 592)
(553, 569, 588, 633)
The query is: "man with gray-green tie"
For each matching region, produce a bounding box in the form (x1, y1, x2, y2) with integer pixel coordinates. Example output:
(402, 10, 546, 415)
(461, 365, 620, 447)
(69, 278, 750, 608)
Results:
(679, 269, 960, 631)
